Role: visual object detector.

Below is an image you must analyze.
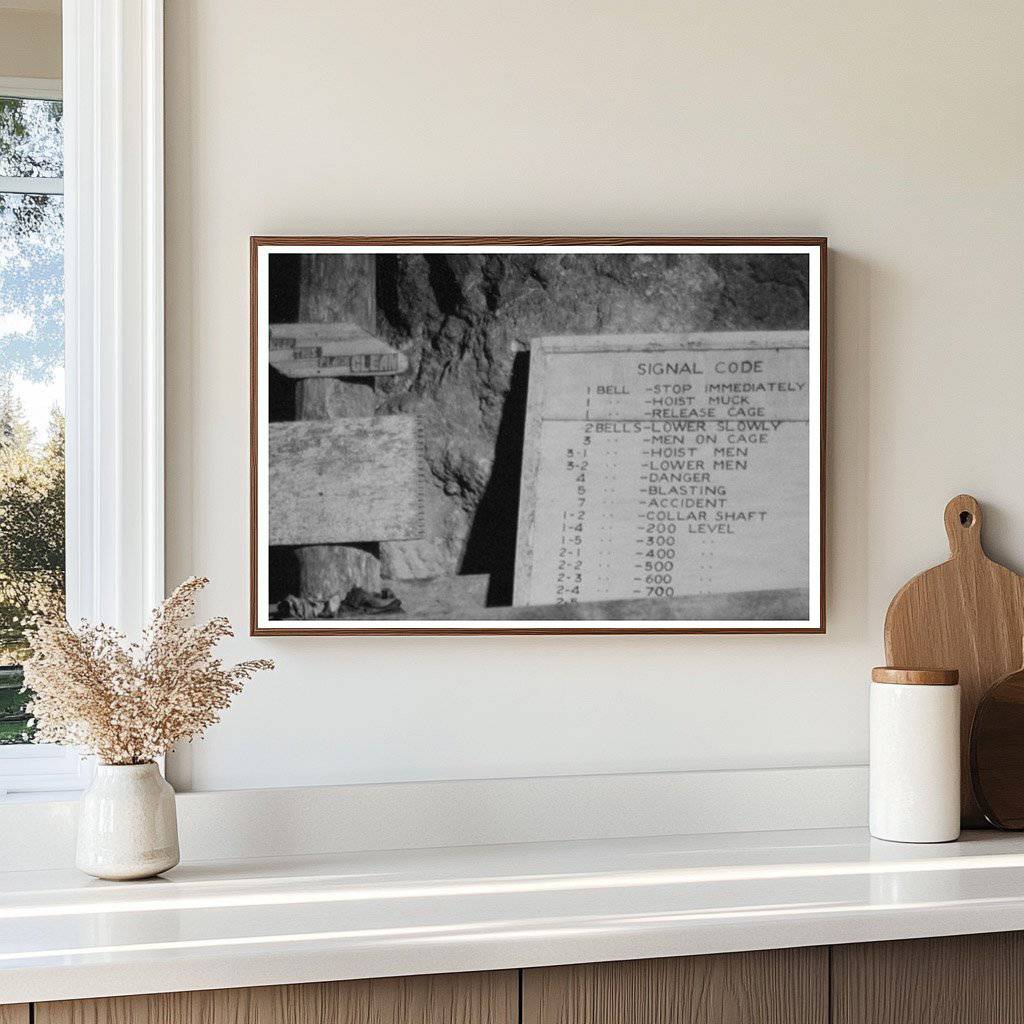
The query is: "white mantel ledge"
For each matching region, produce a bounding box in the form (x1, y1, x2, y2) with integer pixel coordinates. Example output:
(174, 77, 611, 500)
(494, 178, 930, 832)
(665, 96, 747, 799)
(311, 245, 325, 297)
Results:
(4, 827, 1024, 1004)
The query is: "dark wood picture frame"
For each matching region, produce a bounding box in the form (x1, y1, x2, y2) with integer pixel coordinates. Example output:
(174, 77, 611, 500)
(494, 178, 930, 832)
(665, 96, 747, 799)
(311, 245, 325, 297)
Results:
(250, 236, 827, 636)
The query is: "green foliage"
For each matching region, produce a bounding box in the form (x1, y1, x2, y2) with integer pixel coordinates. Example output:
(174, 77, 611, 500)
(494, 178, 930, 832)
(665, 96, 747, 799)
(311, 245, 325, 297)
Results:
(0, 386, 65, 668)
(0, 665, 31, 744)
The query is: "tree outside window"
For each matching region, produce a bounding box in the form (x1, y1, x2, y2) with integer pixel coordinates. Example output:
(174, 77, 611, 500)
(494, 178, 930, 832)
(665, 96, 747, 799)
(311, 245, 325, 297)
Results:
(0, 93, 65, 744)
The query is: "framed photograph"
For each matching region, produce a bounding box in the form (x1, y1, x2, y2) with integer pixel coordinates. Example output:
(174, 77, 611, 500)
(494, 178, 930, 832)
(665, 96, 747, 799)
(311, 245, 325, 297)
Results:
(250, 236, 826, 635)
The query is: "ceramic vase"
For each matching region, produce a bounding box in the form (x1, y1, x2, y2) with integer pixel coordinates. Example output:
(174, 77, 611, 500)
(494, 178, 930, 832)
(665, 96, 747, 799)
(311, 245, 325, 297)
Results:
(76, 762, 180, 880)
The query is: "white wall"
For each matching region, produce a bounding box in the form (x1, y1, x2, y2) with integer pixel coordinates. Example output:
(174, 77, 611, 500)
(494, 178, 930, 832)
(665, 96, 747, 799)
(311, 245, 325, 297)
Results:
(0, 2, 61, 80)
(164, 0, 1024, 792)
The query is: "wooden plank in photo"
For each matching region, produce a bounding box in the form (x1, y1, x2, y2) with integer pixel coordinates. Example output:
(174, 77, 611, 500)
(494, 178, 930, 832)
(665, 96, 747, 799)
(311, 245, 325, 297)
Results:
(513, 332, 811, 610)
(269, 416, 425, 546)
(269, 322, 409, 377)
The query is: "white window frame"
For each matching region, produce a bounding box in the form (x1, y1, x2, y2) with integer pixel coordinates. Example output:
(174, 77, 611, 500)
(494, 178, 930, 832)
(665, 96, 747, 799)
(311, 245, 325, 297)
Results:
(0, 77, 61, 101)
(0, 0, 164, 800)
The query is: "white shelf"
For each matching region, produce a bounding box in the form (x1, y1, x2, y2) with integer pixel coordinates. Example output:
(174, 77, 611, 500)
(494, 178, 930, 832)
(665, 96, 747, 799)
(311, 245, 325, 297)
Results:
(4, 826, 1024, 1004)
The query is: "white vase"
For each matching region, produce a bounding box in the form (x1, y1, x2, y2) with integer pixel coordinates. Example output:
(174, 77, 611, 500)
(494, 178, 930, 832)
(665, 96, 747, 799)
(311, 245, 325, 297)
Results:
(76, 762, 180, 880)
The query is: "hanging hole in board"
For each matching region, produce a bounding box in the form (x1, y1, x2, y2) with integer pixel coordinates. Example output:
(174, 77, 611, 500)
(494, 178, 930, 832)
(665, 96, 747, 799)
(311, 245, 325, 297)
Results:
(960, 511, 974, 527)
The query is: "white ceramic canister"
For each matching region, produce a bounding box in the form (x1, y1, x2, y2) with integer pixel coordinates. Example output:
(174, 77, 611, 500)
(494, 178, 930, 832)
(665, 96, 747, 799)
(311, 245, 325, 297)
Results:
(870, 667, 961, 843)
(76, 762, 180, 880)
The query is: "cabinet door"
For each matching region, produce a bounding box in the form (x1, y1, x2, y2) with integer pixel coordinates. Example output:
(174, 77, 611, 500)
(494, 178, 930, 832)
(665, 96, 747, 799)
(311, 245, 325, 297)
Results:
(833, 932, 1024, 1024)
(0, 1007, 29, 1024)
(36, 970, 517, 1024)
(523, 949, 828, 1024)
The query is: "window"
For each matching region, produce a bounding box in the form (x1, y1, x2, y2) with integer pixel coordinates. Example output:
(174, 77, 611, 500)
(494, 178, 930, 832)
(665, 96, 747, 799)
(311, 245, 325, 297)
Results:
(0, 5, 166, 800)
(0, 77, 84, 798)
(0, 84, 64, 723)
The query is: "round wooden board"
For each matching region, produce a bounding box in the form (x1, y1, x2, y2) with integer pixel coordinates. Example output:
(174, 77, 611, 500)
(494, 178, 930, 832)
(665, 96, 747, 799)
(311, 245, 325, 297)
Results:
(971, 665, 1024, 829)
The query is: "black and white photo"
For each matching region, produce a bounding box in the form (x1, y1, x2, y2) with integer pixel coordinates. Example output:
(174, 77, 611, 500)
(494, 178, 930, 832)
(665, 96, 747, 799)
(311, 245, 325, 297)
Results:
(251, 238, 826, 634)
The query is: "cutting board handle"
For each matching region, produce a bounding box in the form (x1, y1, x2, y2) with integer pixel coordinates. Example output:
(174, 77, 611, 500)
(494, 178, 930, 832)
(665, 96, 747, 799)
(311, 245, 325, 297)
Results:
(944, 493, 983, 559)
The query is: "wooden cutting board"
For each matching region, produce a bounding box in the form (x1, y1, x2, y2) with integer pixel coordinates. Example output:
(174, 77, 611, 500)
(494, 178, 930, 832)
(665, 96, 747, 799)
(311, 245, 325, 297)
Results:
(884, 494, 1024, 826)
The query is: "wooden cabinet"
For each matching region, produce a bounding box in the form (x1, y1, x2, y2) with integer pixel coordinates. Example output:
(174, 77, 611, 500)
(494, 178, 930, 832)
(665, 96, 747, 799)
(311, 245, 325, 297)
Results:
(522, 949, 828, 1024)
(34, 972, 517, 1024)
(833, 932, 1024, 1024)
(19, 932, 1024, 1024)
(522, 932, 1024, 1024)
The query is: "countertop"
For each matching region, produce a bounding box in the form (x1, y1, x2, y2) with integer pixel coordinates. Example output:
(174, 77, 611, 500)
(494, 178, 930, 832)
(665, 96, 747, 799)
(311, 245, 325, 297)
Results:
(5, 826, 1024, 1004)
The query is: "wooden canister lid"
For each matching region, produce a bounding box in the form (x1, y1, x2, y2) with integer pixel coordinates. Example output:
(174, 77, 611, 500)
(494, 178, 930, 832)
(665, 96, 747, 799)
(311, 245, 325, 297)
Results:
(871, 667, 959, 686)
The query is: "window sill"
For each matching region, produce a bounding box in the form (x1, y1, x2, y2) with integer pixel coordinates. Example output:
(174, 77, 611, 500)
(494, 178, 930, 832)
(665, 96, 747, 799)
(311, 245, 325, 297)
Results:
(0, 745, 92, 801)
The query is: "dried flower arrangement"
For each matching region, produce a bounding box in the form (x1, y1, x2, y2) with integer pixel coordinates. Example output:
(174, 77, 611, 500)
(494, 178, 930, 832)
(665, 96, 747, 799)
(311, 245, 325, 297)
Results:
(22, 577, 273, 765)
